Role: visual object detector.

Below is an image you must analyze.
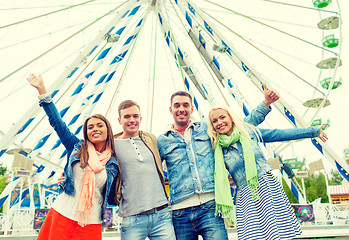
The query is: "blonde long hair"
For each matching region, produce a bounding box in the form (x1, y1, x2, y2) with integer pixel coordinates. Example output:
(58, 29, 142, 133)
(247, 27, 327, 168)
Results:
(207, 106, 261, 148)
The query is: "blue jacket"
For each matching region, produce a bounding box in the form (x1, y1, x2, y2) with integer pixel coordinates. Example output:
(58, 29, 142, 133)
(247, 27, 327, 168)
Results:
(157, 103, 271, 204)
(222, 127, 321, 189)
(39, 96, 119, 220)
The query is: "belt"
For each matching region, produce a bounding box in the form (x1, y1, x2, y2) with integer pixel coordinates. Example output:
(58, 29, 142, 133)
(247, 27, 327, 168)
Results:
(139, 204, 168, 215)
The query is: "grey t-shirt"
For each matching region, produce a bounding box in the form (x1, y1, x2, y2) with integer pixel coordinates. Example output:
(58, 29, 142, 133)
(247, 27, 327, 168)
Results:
(115, 136, 168, 217)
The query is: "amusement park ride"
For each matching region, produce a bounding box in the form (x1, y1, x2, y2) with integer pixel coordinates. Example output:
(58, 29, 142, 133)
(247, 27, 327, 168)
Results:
(0, 0, 348, 237)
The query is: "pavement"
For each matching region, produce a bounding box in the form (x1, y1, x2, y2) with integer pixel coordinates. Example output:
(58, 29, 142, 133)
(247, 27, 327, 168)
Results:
(1, 225, 349, 239)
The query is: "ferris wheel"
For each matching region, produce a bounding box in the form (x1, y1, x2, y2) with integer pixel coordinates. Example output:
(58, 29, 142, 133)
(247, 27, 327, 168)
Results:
(0, 0, 347, 210)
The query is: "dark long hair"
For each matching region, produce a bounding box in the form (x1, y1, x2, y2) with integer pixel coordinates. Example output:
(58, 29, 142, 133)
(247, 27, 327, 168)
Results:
(74, 114, 116, 168)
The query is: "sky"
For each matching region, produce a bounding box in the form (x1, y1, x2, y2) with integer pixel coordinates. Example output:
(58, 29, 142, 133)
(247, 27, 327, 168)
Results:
(312, 0, 349, 169)
(0, 0, 348, 176)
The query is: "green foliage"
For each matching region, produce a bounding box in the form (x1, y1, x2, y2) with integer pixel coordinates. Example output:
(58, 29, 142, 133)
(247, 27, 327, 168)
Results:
(0, 175, 6, 194)
(0, 163, 7, 175)
(329, 169, 343, 185)
(0, 163, 8, 192)
(282, 169, 343, 204)
(282, 178, 298, 203)
(0, 163, 8, 213)
(304, 172, 329, 203)
(344, 147, 349, 159)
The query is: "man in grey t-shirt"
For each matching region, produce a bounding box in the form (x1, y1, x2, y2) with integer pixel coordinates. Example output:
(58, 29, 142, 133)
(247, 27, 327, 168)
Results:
(113, 100, 175, 240)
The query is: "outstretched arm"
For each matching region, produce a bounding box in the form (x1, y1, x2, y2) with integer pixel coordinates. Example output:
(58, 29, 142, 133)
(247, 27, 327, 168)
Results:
(259, 126, 328, 143)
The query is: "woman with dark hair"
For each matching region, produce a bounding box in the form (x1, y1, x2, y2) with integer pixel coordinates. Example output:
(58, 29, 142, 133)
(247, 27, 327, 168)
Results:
(27, 74, 119, 240)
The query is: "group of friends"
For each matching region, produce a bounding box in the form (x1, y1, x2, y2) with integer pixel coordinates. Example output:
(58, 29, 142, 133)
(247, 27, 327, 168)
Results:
(27, 73, 328, 240)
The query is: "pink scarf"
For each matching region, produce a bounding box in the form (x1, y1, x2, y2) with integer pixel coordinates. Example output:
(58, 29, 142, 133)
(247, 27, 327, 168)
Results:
(78, 141, 111, 227)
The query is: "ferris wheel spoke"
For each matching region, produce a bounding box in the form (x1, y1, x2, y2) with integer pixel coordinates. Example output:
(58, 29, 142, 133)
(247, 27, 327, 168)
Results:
(0, 2, 130, 84)
(206, 13, 326, 96)
(105, 5, 151, 117)
(0, 1, 347, 212)
(261, 0, 339, 14)
(0, 0, 138, 157)
(0, 0, 100, 30)
(202, 1, 338, 56)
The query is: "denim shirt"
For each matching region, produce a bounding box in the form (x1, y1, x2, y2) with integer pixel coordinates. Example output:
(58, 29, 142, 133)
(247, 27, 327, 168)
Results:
(39, 96, 119, 220)
(157, 102, 271, 204)
(223, 126, 320, 189)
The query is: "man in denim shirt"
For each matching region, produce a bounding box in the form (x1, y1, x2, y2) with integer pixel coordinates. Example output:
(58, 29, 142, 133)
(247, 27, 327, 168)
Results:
(157, 87, 279, 240)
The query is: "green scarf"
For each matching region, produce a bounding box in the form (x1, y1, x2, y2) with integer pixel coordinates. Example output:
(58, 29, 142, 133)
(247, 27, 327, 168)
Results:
(214, 127, 260, 219)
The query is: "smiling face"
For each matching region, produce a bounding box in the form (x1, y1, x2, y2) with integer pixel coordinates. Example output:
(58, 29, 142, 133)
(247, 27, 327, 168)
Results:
(210, 108, 234, 136)
(86, 117, 108, 150)
(118, 105, 142, 138)
(170, 95, 194, 129)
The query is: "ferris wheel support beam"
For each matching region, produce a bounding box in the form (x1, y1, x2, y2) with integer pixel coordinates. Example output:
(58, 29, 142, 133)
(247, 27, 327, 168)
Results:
(282, 171, 307, 204)
(28, 42, 110, 157)
(187, 26, 253, 115)
(174, 0, 257, 117)
(105, 9, 151, 118)
(29, 3, 147, 165)
(0, 0, 139, 159)
(157, 8, 209, 101)
(158, 2, 243, 112)
(180, 0, 349, 181)
(36, 3, 150, 173)
(31, 154, 63, 173)
(0, 1, 134, 84)
(155, 8, 215, 117)
(0, 131, 63, 173)
(14, 2, 147, 179)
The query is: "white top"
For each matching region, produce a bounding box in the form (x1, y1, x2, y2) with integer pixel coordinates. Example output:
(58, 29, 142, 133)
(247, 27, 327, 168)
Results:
(52, 162, 107, 224)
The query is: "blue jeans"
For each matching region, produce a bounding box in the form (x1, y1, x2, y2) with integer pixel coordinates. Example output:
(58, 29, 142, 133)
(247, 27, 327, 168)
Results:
(121, 207, 175, 240)
(172, 200, 228, 240)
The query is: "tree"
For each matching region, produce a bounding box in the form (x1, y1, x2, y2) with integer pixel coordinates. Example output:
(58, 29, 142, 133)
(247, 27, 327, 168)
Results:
(329, 169, 343, 185)
(304, 172, 329, 203)
(0, 163, 7, 192)
(0, 163, 8, 212)
(282, 178, 298, 203)
(0, 163, 7, 175)
(344, 147, 349, 159)
(282, 169, 343, 204)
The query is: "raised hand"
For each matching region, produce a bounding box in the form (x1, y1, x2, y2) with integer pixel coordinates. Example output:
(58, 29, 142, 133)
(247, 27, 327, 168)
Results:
(318, 125, 328, 143)
(27, 73, 48, 95)
(263, 83, 280, 108)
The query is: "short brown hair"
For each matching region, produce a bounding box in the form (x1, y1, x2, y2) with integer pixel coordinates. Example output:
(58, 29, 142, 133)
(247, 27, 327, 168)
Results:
(118, 100, 140, 117)
(170, 91, 192, 105)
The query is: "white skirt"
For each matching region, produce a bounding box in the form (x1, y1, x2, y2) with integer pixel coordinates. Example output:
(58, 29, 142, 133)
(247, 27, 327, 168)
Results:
(236, 172, 302, 240)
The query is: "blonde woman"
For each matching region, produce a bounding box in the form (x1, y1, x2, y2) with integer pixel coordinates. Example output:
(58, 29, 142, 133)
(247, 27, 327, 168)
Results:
(207, 106, 327, 240)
